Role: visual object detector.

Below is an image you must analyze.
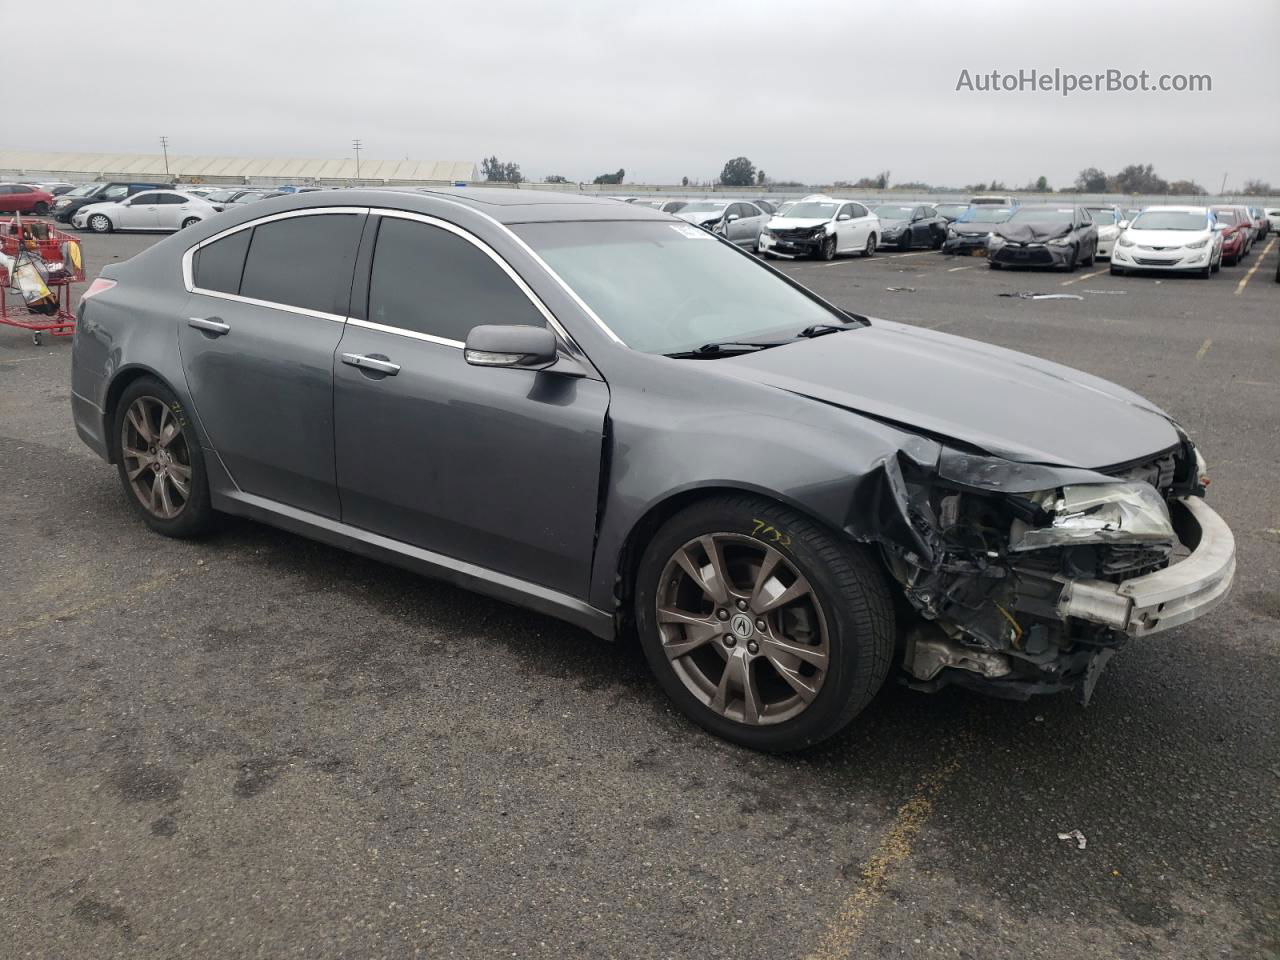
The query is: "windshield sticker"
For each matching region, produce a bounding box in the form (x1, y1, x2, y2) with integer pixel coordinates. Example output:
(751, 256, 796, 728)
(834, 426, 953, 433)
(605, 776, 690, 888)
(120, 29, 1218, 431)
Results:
(669, 224, 711, 239)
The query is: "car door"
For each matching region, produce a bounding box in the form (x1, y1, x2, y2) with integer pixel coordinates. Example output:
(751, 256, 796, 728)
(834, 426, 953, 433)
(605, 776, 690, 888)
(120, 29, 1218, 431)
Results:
(179, 208, 366, 518)
(332, 211, 610, 597)
(0, 186, 13, 213)
(835, 204, 856, 251)
(115, 192, 160, 229)
(738, 203, 766, 246)
(153, 192, 186, 230)
(847, 203, 873, 249)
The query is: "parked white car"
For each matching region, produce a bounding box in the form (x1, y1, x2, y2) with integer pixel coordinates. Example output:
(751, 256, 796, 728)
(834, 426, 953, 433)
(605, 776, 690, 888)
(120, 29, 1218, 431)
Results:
(1266, 208, 1280, 231)
(1085, 205, 1124, 259)
(675, 200, 770, 249)
(1110, 206, 1223, 278)
(72, 190, 218, 233)
(759, 198, 880, 260)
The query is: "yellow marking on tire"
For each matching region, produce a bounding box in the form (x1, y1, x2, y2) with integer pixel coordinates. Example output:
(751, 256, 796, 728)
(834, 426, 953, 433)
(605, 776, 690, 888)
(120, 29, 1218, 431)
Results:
(1195, 338, 1213, 361)
(803, 750, 964, 960)
(1236, 237, 1276, 294)
(1061, 267, 1108, 286)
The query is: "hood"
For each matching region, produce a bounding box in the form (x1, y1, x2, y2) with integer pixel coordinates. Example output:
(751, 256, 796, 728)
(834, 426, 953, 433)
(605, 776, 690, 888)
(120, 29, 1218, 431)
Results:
(877, 217, 909, 230)
(994, 221, 1073, 243)
(1123, 228, 1209, 248)
(768, 217, 829, 230)
(677, 211, 723, 225)
(717, 319, 1179, 468)
(952, 223, 999, 236)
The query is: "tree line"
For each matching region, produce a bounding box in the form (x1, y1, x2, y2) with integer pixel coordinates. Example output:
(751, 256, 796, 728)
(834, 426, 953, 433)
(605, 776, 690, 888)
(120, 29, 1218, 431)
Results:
(482, 154, 1274, 195)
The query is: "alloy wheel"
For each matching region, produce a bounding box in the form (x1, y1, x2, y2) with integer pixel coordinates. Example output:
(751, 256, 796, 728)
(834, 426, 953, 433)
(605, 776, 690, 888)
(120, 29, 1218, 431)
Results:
(120, 396, 193, 520)
(89, 214, 110, 233)
(655, 533, 830, 726)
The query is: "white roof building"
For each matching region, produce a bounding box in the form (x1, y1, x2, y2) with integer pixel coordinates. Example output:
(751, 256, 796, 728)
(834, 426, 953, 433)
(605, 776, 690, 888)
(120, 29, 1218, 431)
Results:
(0, 151, 477, 185)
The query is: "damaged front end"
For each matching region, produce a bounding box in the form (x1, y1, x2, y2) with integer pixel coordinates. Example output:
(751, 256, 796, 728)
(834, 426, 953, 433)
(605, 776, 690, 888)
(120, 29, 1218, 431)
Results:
(879, 442, 1235, 704)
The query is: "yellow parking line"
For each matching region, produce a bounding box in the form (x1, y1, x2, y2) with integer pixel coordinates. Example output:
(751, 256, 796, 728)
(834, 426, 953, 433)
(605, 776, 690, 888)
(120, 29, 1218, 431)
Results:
(1236, 237, 1276, 294)
(803, 751, 964, 960)
(1061, 267, 1108, 286)
(1195, 338, 1213, 361)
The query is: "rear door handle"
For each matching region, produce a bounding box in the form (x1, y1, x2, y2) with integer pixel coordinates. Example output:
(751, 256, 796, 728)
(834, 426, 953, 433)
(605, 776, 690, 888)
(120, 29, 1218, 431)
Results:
(187, 316, 230, 335)
(341, 352, 400, 376)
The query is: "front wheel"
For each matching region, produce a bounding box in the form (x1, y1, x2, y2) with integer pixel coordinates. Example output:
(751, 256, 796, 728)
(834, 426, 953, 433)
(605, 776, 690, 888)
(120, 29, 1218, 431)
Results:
(1110, 264, 1125, 275)
(863, 234, 876, 257)
(114, 377, 217, 538)
(634, 495, 894, 752)
(819, 235, 836, 261)
(88, 213, 112, 233)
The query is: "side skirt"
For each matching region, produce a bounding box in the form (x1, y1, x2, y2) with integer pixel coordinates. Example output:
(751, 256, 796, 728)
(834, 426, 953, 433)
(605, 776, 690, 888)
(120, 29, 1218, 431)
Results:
(212, 489, 616, 641)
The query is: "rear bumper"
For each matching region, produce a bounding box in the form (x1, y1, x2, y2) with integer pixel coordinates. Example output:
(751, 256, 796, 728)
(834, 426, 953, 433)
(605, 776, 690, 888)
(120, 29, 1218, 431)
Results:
(1056, 497, 1235, 637)
(72, 389, 111, 462)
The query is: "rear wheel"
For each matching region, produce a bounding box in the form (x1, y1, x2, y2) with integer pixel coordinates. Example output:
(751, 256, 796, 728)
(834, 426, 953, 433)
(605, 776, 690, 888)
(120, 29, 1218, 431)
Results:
(634, 495, 894, 752)
(863, 234, 876, 257)
(181, 217, 201, 229)
(33, 202, 49, 216)
(114, 377, 217, 538)
(88, 213, 112, 233)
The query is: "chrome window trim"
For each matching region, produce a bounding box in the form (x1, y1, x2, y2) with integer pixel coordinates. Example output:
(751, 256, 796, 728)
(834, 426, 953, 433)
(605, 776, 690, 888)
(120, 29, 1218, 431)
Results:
(346, 316, 463, 349)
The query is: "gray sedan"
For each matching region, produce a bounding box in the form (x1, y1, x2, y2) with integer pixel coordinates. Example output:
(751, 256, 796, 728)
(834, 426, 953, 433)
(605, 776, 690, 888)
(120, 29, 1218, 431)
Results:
(71, 189, 1234, 751)
(675, 199, 770, 248)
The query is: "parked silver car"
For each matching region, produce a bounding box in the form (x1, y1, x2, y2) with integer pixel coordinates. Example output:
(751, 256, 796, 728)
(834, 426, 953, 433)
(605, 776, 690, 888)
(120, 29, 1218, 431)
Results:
(676, 200, 770, 248)
(72, 190, 219, 233)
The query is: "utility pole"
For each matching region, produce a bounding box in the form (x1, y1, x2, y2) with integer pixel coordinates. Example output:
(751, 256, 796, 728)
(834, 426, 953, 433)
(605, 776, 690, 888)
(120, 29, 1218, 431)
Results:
(159, 136, 170, 177)
(1218, 172, 1228, 197)
(352, 139, 363, 182)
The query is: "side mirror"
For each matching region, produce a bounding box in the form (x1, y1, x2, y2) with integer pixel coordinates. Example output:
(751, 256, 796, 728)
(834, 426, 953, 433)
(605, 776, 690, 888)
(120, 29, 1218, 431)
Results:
(1213, 222, 1228, 231)
(726, 213, 740, 222)
(836, 214, 851, 221)
(1118, 220, 1130, 229)
(464, 324, 560, 371)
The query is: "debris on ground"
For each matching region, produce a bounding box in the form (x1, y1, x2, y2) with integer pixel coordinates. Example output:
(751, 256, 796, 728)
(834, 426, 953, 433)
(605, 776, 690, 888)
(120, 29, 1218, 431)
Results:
(1057, 830, 1088, 849)
(998, 292, 1084, 301)
(885, 286, 916, 292)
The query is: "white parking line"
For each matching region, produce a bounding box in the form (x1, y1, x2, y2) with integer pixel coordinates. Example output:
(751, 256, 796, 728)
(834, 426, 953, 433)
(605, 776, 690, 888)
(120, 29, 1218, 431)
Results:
(1236, 237, 1276, 294)
(1061, 268, 1108, 286)
(1195, 338, 1213, 361)
(947, 265, 975, 273)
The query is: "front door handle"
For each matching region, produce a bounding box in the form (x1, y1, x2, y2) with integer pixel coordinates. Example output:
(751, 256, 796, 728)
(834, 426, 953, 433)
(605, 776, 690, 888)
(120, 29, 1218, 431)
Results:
(188, 316, 230, 335)
(341, 352, 400, 376)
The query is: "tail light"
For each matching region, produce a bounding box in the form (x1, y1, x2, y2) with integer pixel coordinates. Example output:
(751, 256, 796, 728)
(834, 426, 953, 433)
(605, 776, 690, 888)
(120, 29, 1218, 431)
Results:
(81, 277, 117, 301)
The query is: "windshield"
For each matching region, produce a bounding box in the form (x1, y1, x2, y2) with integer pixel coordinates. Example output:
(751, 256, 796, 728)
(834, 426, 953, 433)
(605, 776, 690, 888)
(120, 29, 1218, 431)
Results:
(206, 189, 238, 201)
(935, 204, 968, 217)
(679, 201, 727, 215)
(957, 207, 1011, 224)
(68, 184, 102, 197)
(1208, 210, 1237, 225)
(1086, 208, 1117, 225)
(1007, 207, 1074, 224)
(873, 205, 914, 219)
(1132, 211, 1209, 230)
(513, 221, 842, 355)
(781, 201, 840, 219)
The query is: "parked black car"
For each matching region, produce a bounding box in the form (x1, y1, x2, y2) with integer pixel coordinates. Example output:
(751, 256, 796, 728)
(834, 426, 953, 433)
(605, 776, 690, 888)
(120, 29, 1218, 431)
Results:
(941, 205, 1014, 255)
(70, 189, 1234, 752)
(52, 181, 174, 223)
(988, 205, 1099, 271)
(872, 203, 947, 250)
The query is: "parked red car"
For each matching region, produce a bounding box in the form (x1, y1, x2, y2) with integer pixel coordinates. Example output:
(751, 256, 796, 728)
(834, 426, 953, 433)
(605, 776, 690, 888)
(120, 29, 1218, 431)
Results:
(1209, 206, 1251, 265)
(0, 183, 55, 216)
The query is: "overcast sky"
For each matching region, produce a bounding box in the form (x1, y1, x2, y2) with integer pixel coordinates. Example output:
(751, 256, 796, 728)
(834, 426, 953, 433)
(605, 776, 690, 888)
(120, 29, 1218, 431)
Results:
(18, 0, 1279, 190)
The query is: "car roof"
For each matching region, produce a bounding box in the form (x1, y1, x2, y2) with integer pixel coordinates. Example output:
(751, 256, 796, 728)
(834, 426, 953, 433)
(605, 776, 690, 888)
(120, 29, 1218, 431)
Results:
(1139, 206, 1210, 214)
(386, 186, 671, 223)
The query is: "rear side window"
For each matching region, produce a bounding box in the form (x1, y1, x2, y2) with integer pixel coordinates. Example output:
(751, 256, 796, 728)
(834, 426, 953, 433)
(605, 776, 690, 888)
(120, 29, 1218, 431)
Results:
(194, 228, 252, 294)
(367, 217, 544, 342)
(239, 213, 363, 315)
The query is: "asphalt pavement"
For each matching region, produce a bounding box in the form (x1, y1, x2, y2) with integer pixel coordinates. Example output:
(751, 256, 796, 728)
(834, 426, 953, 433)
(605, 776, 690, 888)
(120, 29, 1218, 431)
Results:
(1, 227, 1276, 959)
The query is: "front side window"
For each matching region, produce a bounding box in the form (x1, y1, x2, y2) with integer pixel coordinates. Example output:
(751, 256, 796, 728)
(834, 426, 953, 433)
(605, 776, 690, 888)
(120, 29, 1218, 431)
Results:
(239, 213, 363, 315)
(367, 217, 544, 342)
(101, 186, 129, 200)
(513, 220, 843, 356)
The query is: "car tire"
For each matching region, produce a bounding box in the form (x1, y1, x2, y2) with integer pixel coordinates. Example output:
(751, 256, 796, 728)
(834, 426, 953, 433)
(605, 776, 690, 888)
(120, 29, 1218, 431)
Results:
(897, 232, 911, 252)
(88, 213, 113, 233)
(113, 377, 217, 539)
(863, 234, 876, 258)
(633, 494, 894, 753)
(33, 202, 49, 216)
(762, 251, 778, 260)
(1083, 246, 1096, 267)
(931, 230, 944, 250)
(1211, 257, 1220, 274)
(181, 217, 201, 229)
(989, 260, 1004, 270)
(820, 235, 836, 261)
(1198, 264, 1212, 279)
(1064, 246, 1078, 272)
(1110, 264, 1125, 275)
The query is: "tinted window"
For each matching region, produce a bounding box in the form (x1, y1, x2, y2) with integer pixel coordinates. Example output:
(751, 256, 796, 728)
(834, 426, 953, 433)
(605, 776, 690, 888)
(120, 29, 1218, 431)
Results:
(13, 185, 32, 194)
(156, 193, 187, 204)
(367, 217, 544, 342)
(130, 193, 162, 205)
(239, 213, 363, 315)
(0, 186, 12, 194)
(851, 203, 868, 217)
(194, 228, 252, 295)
